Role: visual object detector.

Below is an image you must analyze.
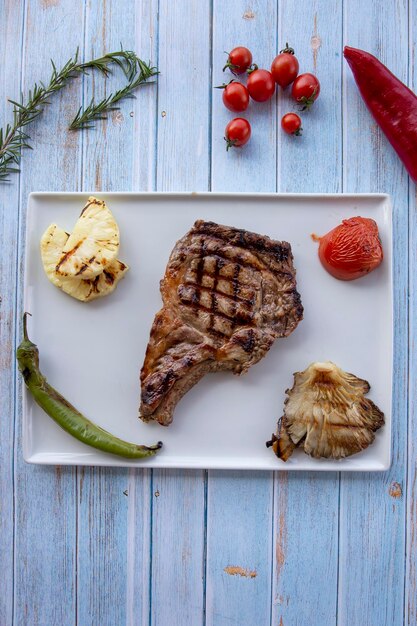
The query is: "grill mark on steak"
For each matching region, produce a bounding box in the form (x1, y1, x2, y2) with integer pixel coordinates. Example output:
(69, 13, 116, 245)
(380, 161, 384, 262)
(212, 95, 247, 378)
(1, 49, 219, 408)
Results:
(180, 253, 256, 332)
(188, 241, 268, 274)
(208, 256, 220, 332)
(194, 254, 257, 284)
(231, 262, 241, 329)
(194, 255, 205, 307)
(183, 281, 254, 305)
(178, 285, 254, 326)
(139, 220, 303, 426)
(185, 256, 258, 303)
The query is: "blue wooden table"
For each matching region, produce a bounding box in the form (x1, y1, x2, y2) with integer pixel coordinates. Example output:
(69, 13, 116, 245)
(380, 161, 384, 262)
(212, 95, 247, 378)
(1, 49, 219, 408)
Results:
(1, 1, 416, 624)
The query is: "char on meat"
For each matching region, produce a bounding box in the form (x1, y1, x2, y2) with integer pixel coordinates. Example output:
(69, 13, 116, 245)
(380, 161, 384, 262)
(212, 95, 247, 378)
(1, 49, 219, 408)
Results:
(139, 220, 303, 426)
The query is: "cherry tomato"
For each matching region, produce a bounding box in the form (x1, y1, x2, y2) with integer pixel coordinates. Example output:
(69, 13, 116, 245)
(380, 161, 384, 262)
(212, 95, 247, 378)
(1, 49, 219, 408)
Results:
(292, 73, 320, 109)
(271, 43, 299, 88)
(314, 217, 383, 281)
(224, 118, 251, 151)
(223, 47, 253, 75)
(247, 68, 275, 102)
(281, 113, 302, 135)
(218, 81, 249, 112)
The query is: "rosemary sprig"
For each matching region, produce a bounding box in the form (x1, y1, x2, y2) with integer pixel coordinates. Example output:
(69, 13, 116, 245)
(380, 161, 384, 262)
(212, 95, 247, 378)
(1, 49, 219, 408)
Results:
(69, 59, 158, 130)
(0, 48, 156, 181)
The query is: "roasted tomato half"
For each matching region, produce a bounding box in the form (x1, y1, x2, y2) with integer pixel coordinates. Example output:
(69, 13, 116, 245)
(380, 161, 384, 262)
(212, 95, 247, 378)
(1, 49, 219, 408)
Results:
(314, 216, 383, 281)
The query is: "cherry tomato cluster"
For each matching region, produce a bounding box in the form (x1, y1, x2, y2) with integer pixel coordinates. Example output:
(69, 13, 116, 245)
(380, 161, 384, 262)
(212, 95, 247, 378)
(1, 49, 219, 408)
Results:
(219, 45, 320, 150)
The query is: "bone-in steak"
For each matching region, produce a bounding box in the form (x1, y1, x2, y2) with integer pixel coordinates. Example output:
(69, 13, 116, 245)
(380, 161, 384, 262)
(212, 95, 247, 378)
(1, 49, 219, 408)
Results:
(139, 220, 303, 426)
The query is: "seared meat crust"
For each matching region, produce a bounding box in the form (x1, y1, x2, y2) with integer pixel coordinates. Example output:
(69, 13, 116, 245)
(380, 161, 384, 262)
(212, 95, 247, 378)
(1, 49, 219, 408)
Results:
(140, 220, 303, 426)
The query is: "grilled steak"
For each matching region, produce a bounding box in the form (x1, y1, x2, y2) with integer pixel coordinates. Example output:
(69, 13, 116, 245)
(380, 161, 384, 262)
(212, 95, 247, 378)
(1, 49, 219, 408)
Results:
(140, 220, 303, 426)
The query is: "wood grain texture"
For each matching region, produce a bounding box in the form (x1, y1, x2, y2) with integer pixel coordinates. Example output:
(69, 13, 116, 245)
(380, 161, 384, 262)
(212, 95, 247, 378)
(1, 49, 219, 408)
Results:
(207, 3, 277, 624)
(77, 467, 131, 626)
(211, 0, 277, 191)
(205, 472, 273, 626)
(278, 0, 342, 192)
(0, 2, 24, 625)
(1, 0, 416, 624)
(271, 3, 342, 625)
(339, 1, 409, 624)
(12, 1, 84, 624)
(128, 3, 159, 625)
(271, 473, 339, 626)
(81, 0, 150, 193)
(150, 2, 211, 625)
(126, 469, 153, 626)
(150, 470, 206, 626)
(406, 1, 417, 622)
(156, 0, 212, 192)
(76, 2, 140, 624)
(133, 0, 159, 191)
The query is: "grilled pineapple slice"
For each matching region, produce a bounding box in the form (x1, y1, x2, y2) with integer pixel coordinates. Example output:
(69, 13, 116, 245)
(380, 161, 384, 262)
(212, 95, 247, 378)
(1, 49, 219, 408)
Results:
(41, 223, 129, 302)
(55, 196, 119, 279)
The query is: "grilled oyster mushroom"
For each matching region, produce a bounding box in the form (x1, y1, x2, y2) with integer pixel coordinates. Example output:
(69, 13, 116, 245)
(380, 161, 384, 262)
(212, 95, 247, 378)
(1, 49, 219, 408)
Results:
(267, 361, 384, 461)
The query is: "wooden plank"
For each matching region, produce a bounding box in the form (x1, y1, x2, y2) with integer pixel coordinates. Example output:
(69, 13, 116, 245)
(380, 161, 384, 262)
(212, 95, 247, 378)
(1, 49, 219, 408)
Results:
(77, 1, 135, 626)
(340, 1, 409, 624)
(149, 1, 211, 624)
(206, 2, 276, 624)
(126, 468, 153, 626)
(277, 1, 342, 192)
(406, 1, 417, 622)
(133, 0, 159, 192)
(205, 472, 273, 626)
(271, 474, 339, 626)
(211, 0, 277, 191)
(80, 0, 158, 194)
(151, 470, 206, 626)
(4, 4, 413, 626)
(127, 2, 159, 623)
(12, 1, 85, 624)
(77, 467, 130, 626)
(156, 0, 212, 192)
(0, 2, 24, 625)
(76, 2, 160, 624)
(271, 3, 342, 624)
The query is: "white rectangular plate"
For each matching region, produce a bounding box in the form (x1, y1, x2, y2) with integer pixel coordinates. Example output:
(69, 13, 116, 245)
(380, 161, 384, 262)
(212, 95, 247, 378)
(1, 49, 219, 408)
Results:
(23, 192, 392, 470)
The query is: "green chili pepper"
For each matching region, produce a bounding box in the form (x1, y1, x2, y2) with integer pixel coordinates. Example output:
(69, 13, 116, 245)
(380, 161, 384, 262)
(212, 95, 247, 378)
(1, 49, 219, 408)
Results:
(16, 313, 162, 459)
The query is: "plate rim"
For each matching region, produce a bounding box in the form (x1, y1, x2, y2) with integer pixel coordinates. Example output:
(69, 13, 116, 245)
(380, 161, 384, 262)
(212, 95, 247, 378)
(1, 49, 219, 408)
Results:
(22, 191, 393, 471)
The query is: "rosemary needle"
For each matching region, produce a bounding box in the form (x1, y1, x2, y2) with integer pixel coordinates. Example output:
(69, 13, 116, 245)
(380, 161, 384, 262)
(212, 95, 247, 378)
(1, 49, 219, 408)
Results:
(0, 49, 157, 182)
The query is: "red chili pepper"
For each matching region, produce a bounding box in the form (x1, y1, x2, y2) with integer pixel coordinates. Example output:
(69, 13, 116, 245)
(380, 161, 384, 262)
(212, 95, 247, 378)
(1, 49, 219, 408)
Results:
(344, 45, 417, 182)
